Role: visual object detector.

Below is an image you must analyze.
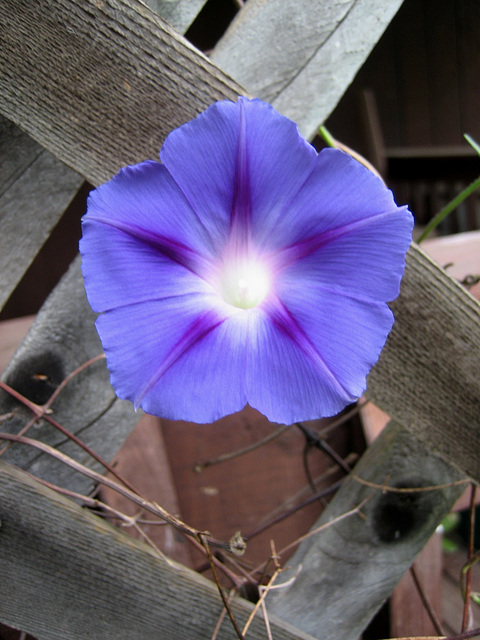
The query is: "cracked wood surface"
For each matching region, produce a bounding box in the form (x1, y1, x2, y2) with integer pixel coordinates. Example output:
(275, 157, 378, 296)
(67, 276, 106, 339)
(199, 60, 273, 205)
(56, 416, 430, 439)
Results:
(211, 0, 405, 139)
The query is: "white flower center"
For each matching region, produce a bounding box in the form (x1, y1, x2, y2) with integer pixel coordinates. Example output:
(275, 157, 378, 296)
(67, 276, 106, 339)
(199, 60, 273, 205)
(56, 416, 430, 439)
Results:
(220, 258, 271, 309)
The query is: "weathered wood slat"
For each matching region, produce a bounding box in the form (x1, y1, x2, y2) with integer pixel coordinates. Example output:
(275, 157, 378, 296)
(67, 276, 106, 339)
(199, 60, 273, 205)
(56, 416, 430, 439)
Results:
(0, 257, 138, 495)
(143, 0, 208, 34)
(0, 129, 84, 309)
(211, 0, 359, 102)
(0, 459, 316, 640)
(212, 0, 405, 139)
(0, 115, 43, 196)
(0, 0, 243, 186)
(268, 419, 465, 640)
(0, 0, 204, 308)
(367, 245, 480, 481)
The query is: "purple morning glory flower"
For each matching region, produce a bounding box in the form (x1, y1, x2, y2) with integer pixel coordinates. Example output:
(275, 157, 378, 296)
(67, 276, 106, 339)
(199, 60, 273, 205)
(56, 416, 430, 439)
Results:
(80, 97, 413, 424)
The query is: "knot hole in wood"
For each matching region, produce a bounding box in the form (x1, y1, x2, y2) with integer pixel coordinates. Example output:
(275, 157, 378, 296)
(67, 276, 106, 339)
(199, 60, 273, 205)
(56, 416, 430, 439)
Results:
(4, 352, 65, 406)
(372, 478, 440, 544)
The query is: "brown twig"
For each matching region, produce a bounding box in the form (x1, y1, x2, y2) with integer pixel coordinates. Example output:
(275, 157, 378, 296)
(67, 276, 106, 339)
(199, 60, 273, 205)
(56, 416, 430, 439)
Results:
(249, 497, 369, 580)
(295, 421, 352, 473)
(316, 399, 369, 438)
(44, 354, 106, 410)
(199, 534, 245, 640)
(0, 357, 103, 455)
(244, 479, 343, 542)
(462, 484, 478, 632)
(211, 589, 236, 640)
(410, 562, 446, 636)
(352, 474, 470, 493)
(0, 432, 240, 554)
(445, 626, 480, 640)
(242, 541, 282, 637)
(0, 378, 139, 495)
(194, 424, 290, 472)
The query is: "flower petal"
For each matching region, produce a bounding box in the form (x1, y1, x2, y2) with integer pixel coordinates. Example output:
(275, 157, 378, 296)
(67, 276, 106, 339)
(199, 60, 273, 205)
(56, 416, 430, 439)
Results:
(83, 160, 217, 259)
(239, 98, 318, 244)
(277, 206, 413, 302)
(161, 98, 318, 248)
(245, 298, 358, 423)
(262, 147, 410, 251)
(160, 100, 240, 248)
(254, 284, 395, 421)
(80, 220, 214, 313)
(96, 296, 255, 422)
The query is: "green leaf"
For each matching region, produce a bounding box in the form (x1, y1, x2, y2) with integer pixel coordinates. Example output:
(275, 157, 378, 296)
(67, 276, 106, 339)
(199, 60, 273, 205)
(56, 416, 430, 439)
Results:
(465, 133, 480, 157)
(417, 175, 480, 244)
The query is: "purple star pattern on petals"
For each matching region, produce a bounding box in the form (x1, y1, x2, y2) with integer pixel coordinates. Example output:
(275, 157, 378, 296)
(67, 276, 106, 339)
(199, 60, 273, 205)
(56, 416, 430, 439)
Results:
(80, 97, 413, 424)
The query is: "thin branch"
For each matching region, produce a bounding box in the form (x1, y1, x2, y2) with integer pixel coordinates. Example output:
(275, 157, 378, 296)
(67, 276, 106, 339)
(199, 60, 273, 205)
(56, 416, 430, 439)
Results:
(352, 474, 470, 493)
(244, 479, 343, 542)
(295, 421, 352, 473)
(316, 400, 369, 438)
(194, 424, 290, 472)
(0, 378, 139, 495)
(211, 589, 236, 640)
(242, 568, 280, 636)
(462, 485, 478, 632)
(0, 432, 239, 554)
(249, 498, 369, 580)
(14, 470, 172, 564)
(410, 563, 446, 636)
(445, 626, 480, 640)
(199, 534, 245, 640)
(43, 354, 106, 411)
(277, 496, 370, 557)
(250, 452, 357, 534)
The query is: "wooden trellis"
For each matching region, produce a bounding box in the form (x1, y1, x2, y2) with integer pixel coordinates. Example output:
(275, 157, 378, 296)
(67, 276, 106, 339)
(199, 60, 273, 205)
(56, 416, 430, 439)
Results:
(0, 1, 479, 638)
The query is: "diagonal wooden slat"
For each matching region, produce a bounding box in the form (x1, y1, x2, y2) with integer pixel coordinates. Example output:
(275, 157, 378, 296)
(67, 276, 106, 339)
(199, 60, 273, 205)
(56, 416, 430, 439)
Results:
(0, 257, 138, 495)
(367, 245, 480, 481)
(268, 419, 465, 639)
(0, 1, 208, 311)
(0, 459, 317, 640)
(0, 0, 243, 186)
(0, 126, 84, 309)
(211, 0, 405, 139)
(143, 0, 208, 34)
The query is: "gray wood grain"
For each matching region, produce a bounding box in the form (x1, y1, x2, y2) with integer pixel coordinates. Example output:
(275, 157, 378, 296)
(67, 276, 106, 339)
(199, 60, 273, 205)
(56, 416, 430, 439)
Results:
(367, 245, 480, 482)
(268, 420, 465, 639)
(0, 0, 243, 186)
(0, 0, 207, 308)
(211, 0, 405, 139)
(0, 257, 138, 495)
(0, 140, 83, 309)
(0, 115, 43, 196)
(0, 459, 317, 640)
(144, 0, 208, 33)
(211, 0, 357, 103)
